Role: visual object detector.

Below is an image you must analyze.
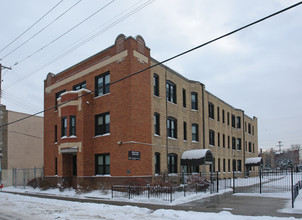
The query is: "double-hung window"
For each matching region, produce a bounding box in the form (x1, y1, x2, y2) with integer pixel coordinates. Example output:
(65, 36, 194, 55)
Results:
(232, 137, 236, 150)
(61, 117, 67, 137)
(166, 81, 176, 103)
(192, 123, 199, 142)
(183, 122, 187, 141)
(209, 130, 215, 146)
(236, 116, 241, 129)
(191, 92, 198, 110)
(95, 72, 110, 97)
(167, 154, 177, 173)
(237, 138, 242, 150)
(154, 113, 160, 135)
(155, 152, 160, 174)
(55, 90, 66, 110)
(183, 89, 186, 108)
(70, 116, 76, 136)
(95, 154, 110, 175)
(153, 74, 159, 96)
(73, 81, 86, 91)
(95, 112, 110, 136)
(232, 114, 236, 128)
(167, 117, 177, 138)
(209, 103, 214, 119)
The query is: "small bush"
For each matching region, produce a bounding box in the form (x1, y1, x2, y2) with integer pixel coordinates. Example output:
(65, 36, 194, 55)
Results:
(186, 175, 210, 192)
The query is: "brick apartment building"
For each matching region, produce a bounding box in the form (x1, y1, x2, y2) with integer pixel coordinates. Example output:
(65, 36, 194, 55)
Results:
(44, 34, 258, 187)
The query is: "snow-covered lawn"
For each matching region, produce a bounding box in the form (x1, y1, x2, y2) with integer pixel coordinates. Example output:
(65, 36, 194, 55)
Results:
(1, 184, 302, 219)
(0, 189, 300, 220)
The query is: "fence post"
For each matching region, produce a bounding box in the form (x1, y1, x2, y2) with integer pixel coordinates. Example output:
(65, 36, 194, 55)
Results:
(148, 186, 150, 199)
(259, 169, 262, 194)
(292, 168, 294, 208)
(23, 169, 26, 189)
(170, 186, 172, 203)
(216, 171, 219, 193)
(233, 170, 235, 194)
(111, 185, 113, 199)
(128, 186, 131, 200)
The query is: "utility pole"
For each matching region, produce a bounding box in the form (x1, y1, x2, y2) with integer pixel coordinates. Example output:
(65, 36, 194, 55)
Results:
(0, 64, 12, 104)
(277, 141, 283, 153)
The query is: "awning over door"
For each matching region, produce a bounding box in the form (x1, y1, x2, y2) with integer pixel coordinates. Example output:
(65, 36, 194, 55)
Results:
(181, 149, 213, 166)
(61, 146, 78, 154)
(245, 157, 263, 166)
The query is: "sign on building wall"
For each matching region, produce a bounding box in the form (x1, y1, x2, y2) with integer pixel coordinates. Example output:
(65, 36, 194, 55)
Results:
(128, 151, 140, 160)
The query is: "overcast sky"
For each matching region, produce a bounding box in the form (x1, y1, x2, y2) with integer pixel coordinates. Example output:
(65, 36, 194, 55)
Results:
(0, 0, 301, 151)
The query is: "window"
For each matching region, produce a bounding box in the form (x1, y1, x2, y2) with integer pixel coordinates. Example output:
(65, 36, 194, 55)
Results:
(167, 117, 177, 138)
(209, 130, 215, 146)
(232, 137, 236, 150)
(217, 132, 220, 147)
(223, 159, 226, 172)
(192, 124, 199, 142)
(223, 134, 225, 148)
(55, 158, 57, 175)
(70, 116, 76, 136)
(191, 92, 198, 110)
(73, 81, 86, 91)
(208, 103, 214, 119)
(166, 81, 176, 103)
(153, 74, 159, 96)
(237, 160, 242, 172)
(218, 158, 221, 172)
(168, 154, 177, 173)
(231, 114, 236, 128)
(228, 159, 230, 172)
(228, 136, 230, 149)
(183, 89, 186, 108)
(237, 138, 242, 150)
(54, 125, 57, 143)
(233, 159, 236, 172)
(249, 142, 252, 152)
(95, 72, 110, 97)
(227, 112, 230, 125)
(154, 113, 160, 135)
(236, 116, 241, 129)
(183, 122, 187, 141)
(155, 152, 160, 174)
(95, 154, 110, 175)
(61, 117, 67, 137)
(248, 123, 251, 134)
(55, 90, 66, 110)
(217, 107, 220, 121)
(222, 110, 225, 123)
(95, 112, 110, 136)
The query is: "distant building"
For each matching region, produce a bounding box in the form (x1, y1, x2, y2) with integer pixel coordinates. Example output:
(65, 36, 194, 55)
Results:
(44, 34, 258, 188)
(0, 105, 43, 185)
(259, 148, 299, 170)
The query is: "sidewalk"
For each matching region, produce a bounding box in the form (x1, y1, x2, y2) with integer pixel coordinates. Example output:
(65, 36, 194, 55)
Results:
(2, 190, 300, 218)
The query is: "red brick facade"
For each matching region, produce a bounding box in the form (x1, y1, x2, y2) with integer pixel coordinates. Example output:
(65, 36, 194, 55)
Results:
(44, 35, 152, 187)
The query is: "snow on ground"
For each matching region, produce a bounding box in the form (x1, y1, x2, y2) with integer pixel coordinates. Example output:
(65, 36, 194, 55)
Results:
(0, 190, 299, 220)
(1, 186, 233, 205)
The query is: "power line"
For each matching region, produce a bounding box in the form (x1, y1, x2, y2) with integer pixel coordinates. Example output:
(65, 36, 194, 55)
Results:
(1, 0, 82, 61)
(3, 0, 155, 89)
(14, 0, 115, 66)
(7, 130, 43, 140)
(0, 0, 64, 54)
(0, 1, 301, 129)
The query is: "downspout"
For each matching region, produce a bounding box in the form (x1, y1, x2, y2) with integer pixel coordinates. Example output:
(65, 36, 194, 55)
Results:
(242, 111, 246, 176)
(165, 68, 168, 173)
(202, 84, 205, 149)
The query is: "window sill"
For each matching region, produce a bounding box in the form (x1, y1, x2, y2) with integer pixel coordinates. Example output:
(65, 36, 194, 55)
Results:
(168, 137, 178, 140)
(95, 174, 111, 177)
(154, 134, 161, 137)
(94, 133, 110, 138)
(209, 144, 215, 147)
(192, 140, 199, 143)
(60, 136, 77, 140)
(94, 93, 110, 100)
(167, 101, 177, 106)
(153, 95, 160, 98)
(191, 109, 198, 112)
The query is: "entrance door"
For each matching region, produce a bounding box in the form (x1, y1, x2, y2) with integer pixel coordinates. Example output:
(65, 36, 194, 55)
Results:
(72, 155, 77, 176)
